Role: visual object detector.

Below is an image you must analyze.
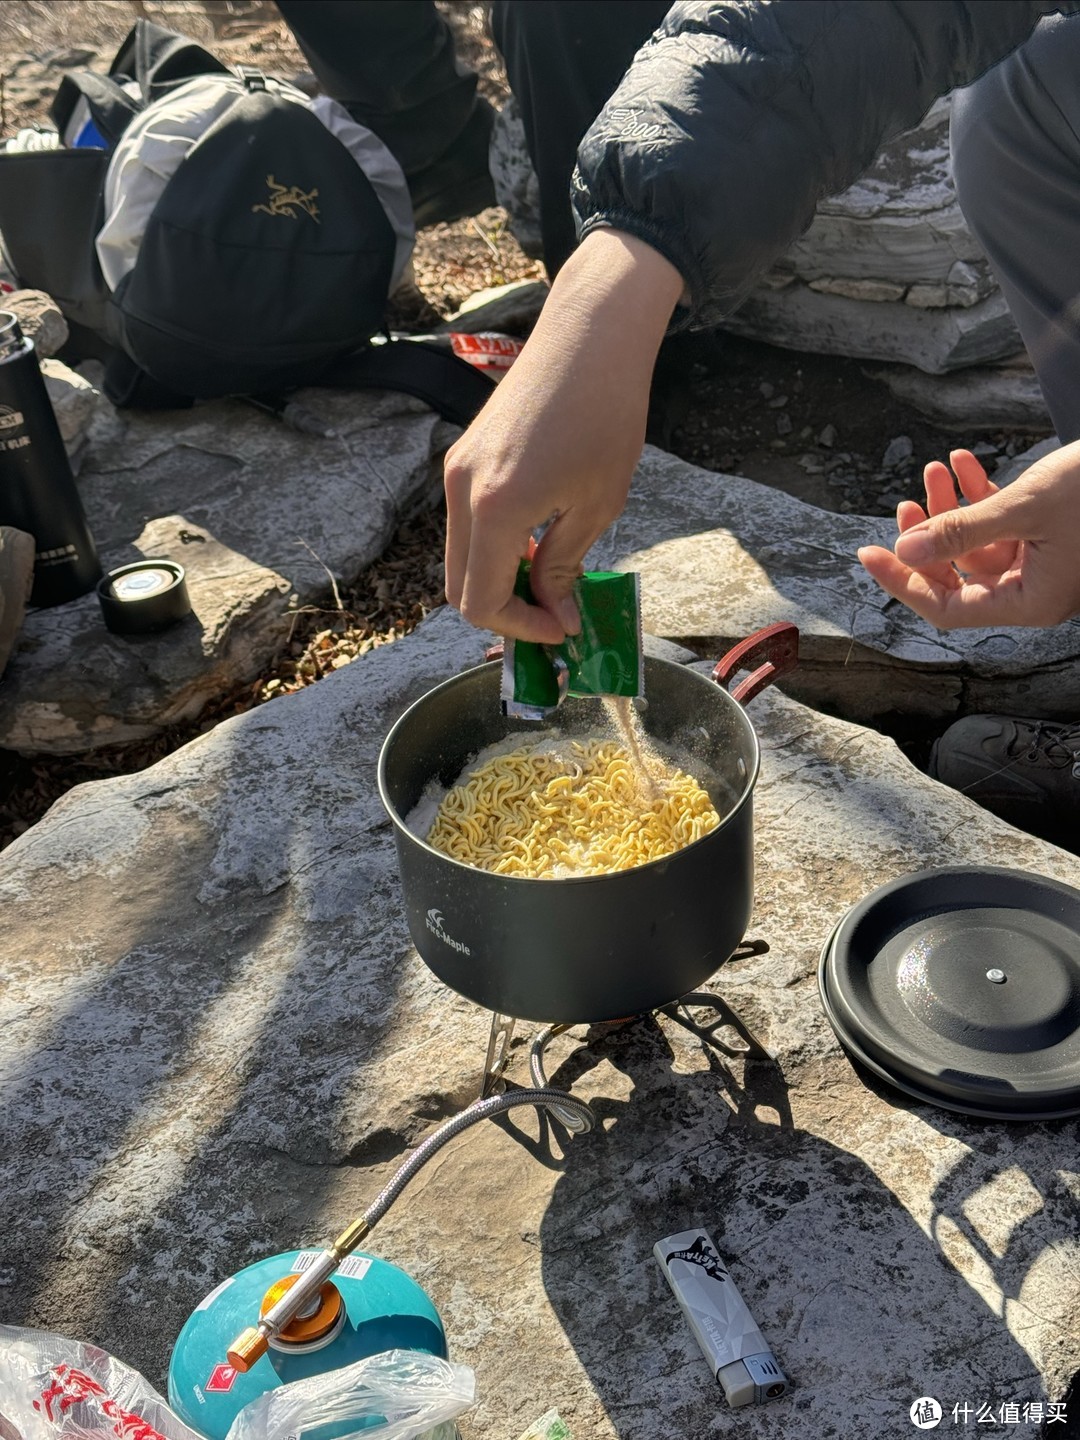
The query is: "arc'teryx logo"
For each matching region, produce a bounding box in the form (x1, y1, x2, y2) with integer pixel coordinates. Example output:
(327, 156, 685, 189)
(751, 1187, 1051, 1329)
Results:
(425, 908, 471, 955)
(252, 175, 320, 223)
(665, 1235, 727, 1282)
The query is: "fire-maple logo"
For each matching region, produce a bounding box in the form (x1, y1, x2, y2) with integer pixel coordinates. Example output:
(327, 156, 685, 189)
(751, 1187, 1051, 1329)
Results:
(425, 908, 470, 954)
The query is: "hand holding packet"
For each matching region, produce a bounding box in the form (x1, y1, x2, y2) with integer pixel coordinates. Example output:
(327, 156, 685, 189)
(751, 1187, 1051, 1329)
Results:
(501, 562, 644, 720)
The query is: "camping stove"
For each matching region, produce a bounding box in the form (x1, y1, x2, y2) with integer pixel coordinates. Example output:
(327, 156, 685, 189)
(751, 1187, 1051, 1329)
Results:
(478, 938, 774, 1132)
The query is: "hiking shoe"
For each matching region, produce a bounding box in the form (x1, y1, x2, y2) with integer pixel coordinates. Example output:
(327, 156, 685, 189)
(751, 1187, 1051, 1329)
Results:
(929, 714, 1080, 845)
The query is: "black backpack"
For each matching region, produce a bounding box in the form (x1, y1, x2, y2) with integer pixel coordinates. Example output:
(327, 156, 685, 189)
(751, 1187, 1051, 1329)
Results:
(0, 19, 492, 425)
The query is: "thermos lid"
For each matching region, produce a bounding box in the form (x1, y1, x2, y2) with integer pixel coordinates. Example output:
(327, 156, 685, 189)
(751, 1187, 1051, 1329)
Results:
(818, 865, 1080, 1120)
(97, 557, 191, 634)
(0, 310, 26, 362)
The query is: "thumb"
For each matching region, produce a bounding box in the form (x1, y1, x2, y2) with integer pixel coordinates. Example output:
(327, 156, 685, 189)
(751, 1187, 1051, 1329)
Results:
(893, 488, 1025, 566)
(529, 508, 603, 635)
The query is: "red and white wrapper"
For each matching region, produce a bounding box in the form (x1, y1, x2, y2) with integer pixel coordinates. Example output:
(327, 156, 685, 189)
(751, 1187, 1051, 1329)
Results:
(448, 331, 525, 381)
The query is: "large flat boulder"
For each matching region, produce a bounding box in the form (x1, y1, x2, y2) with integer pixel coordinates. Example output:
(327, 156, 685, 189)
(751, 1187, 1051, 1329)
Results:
(586, 443, 1080, 724)
(719, 282, 1021, 375)
(0, 387, 455, 754)
(1, 604, 1077, 1439)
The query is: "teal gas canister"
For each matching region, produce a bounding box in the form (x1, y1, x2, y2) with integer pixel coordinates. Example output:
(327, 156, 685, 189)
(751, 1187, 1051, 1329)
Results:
(168, 1249, 446, 1440)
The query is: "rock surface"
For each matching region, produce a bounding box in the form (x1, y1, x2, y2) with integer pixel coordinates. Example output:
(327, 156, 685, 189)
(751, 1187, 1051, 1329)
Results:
(489, 96, 544, 260)
(3, 287, 69, 358)
(1, 605, 1077, 1440)
(438, 279, 549, 336)
(0, 387, 455, 754)
(41, 357, 100, 465)
(867, 356, 1053, 433)
(720, 282, 1021, 375)
(0, 524, 34, 677)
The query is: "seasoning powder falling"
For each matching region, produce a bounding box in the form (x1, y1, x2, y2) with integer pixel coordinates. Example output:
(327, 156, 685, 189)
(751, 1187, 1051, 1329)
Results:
(425, 732, 720, 878)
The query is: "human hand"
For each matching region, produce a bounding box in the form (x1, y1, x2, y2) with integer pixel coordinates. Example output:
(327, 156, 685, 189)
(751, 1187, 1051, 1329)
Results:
(443, 229, 684, 643)
(857, 441, 1080, 628)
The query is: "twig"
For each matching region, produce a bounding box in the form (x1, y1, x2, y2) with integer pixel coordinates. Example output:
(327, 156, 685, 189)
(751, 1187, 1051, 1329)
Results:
(469, 216, 501, 264)
(295, 537, 344, 611)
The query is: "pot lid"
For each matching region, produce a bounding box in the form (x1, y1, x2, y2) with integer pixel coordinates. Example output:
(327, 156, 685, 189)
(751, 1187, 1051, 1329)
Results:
(818, 865, 1080, 1120)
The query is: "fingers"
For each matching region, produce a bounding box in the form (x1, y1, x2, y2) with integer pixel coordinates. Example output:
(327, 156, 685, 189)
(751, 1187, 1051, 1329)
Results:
(950, 448, 998, 503)
(905, 450, 1017, 577)
(530, 501, 622, 635)
(858, 545, 1028, 628)
(893, 498, 957, 588)
(857, 545, 960, 621)
(923, 458, 961, 518)
(457, 493, 566, 643)
(896, 499, 926, 532)
(894, 481, 1024, 571)
(445, 445, 567, 644)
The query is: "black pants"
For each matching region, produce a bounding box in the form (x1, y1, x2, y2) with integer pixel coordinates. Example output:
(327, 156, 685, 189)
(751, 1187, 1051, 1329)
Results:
(275, 0, 482, 177)
(951, 12, 1080, 444)
(276, 0, 667, 274)
(491, 1, 669, 274)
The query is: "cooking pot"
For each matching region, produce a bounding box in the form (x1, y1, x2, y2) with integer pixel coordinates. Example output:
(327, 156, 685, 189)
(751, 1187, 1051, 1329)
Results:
(377, 623, 798, 1024)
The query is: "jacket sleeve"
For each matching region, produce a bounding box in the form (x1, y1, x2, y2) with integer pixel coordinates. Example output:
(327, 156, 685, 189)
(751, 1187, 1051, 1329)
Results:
(572, 0, 1080, 328)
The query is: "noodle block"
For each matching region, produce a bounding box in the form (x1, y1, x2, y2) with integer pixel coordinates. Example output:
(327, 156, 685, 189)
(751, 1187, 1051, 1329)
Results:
(426, 739, 720, 878)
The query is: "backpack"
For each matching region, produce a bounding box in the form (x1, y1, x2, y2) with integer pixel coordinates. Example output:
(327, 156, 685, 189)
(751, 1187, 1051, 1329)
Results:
(0, 19, 492, 425)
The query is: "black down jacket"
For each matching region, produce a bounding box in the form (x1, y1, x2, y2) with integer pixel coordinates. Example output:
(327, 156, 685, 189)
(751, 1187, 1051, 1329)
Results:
(572, 0, 1080, 328)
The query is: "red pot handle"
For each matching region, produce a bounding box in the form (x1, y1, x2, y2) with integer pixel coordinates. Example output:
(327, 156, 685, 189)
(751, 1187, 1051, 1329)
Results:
(712, 622, 799, 705)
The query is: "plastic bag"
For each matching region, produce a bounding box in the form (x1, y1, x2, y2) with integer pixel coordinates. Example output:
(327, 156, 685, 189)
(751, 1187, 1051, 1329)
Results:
(224, 1351, 474, 1440)
(0, 1328, 475, 1440)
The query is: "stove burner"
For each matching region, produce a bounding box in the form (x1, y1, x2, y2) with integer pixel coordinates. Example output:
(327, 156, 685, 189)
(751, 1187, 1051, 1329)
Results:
(479, 938, 774, 1116)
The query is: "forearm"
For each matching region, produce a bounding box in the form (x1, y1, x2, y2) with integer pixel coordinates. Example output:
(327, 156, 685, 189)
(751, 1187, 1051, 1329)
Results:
(522, 228, 685, 395)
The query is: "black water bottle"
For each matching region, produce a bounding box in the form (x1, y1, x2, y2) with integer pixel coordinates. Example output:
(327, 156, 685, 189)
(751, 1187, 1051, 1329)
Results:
(0, 309, 101, 606)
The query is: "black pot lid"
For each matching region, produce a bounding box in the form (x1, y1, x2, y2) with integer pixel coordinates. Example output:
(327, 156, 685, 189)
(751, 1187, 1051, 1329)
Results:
(818, 865, 1080, 1120)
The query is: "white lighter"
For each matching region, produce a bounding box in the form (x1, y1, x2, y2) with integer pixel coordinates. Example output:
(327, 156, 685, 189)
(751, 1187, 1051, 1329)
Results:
(654, 1228, 788, 1407)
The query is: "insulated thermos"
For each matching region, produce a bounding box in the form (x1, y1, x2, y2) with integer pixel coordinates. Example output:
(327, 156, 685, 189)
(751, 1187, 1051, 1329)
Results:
(0, 309, 101, 606)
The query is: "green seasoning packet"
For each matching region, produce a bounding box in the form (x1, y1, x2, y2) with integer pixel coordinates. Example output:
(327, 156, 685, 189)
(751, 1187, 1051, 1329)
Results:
(501, 561, 643, 720)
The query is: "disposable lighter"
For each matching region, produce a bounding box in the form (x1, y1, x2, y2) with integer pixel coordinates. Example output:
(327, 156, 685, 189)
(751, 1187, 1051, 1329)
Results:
(654, 1229, 788, 1407)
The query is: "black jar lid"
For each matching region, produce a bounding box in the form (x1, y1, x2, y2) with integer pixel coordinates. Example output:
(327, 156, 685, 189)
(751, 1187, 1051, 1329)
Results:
(818, 865, 1080, 1121)
(97, 558, 191, 634)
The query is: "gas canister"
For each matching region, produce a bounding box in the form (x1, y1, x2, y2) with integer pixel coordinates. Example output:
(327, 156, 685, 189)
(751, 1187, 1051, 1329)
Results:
(168, 1248, 446, 1440)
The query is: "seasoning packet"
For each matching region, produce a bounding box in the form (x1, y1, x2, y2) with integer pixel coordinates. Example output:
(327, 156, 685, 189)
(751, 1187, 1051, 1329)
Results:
(448, 330, 526, 381)
(501, 561, 643, 720)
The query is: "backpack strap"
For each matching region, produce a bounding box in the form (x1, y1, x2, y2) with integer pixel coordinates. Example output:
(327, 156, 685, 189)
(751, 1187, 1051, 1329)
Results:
(50, 71, 142, 147)
(109, 17, 230, 101)
(325, 339, 495, 429)
(102, 339, 493, 425)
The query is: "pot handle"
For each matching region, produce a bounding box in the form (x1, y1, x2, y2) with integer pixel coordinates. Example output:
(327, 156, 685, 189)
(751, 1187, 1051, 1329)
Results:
(712, 621, 799, 705)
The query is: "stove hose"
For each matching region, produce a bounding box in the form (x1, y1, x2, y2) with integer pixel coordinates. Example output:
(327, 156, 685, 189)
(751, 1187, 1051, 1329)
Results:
(227, 1085, 595, 1371)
